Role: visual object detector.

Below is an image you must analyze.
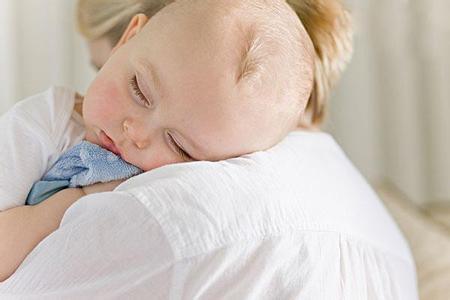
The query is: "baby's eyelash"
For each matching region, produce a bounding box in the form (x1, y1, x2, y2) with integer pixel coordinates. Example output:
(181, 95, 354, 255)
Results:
(168, 133, 193, 161)
(129, 75, 151, 107)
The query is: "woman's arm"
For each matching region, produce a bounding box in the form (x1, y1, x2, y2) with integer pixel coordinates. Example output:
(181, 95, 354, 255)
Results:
(0, 188, 85, 282)
(0, 180, 123, 282)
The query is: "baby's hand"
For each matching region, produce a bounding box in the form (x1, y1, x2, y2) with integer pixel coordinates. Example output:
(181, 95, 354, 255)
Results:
(81, 180, 125, 195)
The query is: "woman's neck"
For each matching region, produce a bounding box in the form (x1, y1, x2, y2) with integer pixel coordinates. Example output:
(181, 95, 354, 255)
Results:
(74, 93, 84, 116)
(295, 121, 321, 132)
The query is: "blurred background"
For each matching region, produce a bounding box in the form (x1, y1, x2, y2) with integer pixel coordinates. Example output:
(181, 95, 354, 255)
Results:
(330, 0, 450, 209)
(1, 0, 450, 297)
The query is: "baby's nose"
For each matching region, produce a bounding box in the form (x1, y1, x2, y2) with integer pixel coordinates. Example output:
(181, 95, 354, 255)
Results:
(122, 119, 151, 149)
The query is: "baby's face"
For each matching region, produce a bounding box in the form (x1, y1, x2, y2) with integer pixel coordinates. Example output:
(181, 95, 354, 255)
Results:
(83, 1, 288, 171)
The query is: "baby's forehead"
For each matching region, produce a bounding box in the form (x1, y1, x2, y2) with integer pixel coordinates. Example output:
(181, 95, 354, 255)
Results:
(137, 1, 255, 82)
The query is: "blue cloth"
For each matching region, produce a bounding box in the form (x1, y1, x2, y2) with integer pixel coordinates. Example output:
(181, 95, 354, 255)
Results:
(26, 141, 143, 206)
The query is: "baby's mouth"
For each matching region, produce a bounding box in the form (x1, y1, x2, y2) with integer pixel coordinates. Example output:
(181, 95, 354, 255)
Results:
(99, 130, 122, 157)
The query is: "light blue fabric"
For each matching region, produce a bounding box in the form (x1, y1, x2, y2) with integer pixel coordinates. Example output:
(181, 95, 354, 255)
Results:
(26, 141, 143, 206)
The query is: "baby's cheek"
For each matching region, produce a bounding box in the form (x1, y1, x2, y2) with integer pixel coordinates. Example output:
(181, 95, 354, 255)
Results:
(88, 78, 122, 120)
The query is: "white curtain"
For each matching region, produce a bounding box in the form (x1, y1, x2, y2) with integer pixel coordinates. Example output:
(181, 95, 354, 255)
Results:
(329, 0, 450, 206)
(0, 0, 19, 112)
(0, 0, 94, 114)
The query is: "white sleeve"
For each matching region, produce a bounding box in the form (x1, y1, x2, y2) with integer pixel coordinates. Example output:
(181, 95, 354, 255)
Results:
(0, 106, 55, 211)
(0, 192, 174, 299)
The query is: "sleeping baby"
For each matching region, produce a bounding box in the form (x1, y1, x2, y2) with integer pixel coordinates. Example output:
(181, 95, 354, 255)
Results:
(5, 0, 319, 207)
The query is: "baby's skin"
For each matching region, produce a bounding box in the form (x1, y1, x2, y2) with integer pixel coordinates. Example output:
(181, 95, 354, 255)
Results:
(81, 0, 314, 172)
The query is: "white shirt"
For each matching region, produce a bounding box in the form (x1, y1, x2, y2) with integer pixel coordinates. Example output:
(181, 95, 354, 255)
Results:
(0, 87, 84, 211)
(0, 87, 419, 299)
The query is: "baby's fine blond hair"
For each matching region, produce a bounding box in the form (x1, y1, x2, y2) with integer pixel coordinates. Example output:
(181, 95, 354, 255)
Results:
(77, 0, 352, 128)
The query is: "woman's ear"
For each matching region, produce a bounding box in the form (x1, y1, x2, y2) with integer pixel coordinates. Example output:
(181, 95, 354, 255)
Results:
(111, 13, 149, 54)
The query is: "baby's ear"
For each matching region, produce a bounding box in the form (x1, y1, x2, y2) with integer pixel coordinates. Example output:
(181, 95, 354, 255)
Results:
(111, 13, 149, 54)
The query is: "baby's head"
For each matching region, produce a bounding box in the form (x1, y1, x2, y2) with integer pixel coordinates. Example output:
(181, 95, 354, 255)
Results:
(82, 0, 352, 171)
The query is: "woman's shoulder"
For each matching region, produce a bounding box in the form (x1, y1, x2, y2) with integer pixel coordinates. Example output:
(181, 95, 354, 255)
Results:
(5, 86, 82, 148)
(11, 86, 76, 120)
(278, 130, 415, 262)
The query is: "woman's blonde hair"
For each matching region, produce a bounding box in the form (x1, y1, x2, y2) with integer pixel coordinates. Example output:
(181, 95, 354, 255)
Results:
(287, 0, 353, 127)
(77, 0, 171, 45)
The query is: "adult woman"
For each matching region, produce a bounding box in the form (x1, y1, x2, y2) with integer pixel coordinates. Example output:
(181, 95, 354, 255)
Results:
(77, 0, 169, 70)
(0, 1, 417, 298)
